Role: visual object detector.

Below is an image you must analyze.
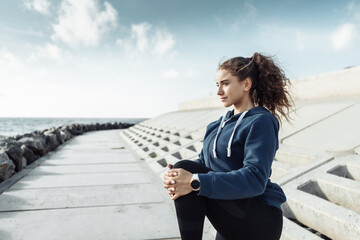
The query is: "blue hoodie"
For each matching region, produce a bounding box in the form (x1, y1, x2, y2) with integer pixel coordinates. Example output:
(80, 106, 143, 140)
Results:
(195, 106, 286, 210)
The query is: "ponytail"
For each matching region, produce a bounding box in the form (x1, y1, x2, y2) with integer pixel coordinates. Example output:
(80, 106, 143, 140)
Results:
(218, 53, 293, 124)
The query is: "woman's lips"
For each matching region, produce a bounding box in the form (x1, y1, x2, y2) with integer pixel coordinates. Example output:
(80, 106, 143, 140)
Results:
(220, 97, 227, 102)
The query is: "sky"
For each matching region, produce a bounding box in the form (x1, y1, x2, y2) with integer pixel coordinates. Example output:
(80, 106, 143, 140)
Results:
(1, 0, 360, 118)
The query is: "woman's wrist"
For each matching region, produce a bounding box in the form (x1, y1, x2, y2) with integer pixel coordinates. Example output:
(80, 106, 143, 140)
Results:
(190, 173, 200, 191)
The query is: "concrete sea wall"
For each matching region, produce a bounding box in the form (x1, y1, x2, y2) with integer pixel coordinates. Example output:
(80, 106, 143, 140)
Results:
(120, 66, 360, 240)
(0, 122, 133, 185)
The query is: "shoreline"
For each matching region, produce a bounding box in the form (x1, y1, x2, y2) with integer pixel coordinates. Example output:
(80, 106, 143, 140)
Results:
(0, 117, 147, 137)
(0, 121, 134, 185)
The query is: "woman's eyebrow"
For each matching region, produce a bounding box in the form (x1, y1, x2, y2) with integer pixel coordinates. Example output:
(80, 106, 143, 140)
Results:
(216, 79, 229, 85)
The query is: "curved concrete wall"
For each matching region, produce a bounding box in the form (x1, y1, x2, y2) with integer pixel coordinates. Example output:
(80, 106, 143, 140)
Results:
(291, 66, 360, 101)
(179, 66, 360, 111)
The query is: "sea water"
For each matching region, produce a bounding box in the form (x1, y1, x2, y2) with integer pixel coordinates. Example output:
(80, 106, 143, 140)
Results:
(0, 117, 146, 137)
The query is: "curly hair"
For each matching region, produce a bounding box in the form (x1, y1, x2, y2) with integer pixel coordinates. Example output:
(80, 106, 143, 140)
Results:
(218, 53, 293, 123)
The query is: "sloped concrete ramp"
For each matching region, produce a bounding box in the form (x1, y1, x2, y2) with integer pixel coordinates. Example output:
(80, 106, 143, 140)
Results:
(0, 130, 180, 240)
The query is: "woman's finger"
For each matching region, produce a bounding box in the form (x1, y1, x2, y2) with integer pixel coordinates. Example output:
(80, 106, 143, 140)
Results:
(171, 193, 179, 200)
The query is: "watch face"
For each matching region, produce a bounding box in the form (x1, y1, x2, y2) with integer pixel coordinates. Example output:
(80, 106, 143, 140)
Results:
(191, 180, 200, 190)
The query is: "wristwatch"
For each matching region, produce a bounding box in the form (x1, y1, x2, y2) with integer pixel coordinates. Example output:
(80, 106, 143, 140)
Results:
(190, 174, 200, 191)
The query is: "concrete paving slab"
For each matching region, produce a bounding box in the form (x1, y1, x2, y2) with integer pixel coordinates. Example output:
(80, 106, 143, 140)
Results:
(283, 104, 360, 153)
(0, 203, 180, 240)
(0, 129, 181, 240)
(29, 163, 141, 175)
(50, 150, 134, 158)
(41, 153, 137, 165)
(0, 183, 163, 211)
(59, 144, 126, 151)
(10, 172, 150, 189)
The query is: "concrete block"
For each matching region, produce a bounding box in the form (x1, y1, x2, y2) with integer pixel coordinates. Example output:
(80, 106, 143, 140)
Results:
(271, 161, 291, 180)
(283, 104, 360, 154)
(355, 146, 360, 155)
(283, 190, 360, 240)
(281, 217, 323, 240)
(282, 155, 360, 239)
(272, 145, 333, 186)
(279, 102, 353, 141)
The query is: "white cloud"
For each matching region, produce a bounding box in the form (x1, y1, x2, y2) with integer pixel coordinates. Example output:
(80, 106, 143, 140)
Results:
(331, 23, 358, 51)
(215, 2, 257, 32)
(244, 2, 257, 18)
(38, 43, 63, 60)
(0, 51, 24, 77)
(131, 22, 152, 52)
(117, 22, 176, 57)
(185, 69, 199, 78)
(153, 29, 176, 55)
(24, 0, 51, 15)
(51, 0, 117, 48)
(346, 0, 360, 22)
(161, 69, 179, 79)
(347, 0, 356, 12)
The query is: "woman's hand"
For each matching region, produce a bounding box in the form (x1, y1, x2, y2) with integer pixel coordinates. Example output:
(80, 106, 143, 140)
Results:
(163, 164, 193, 200)
(163, 164, 174, 195)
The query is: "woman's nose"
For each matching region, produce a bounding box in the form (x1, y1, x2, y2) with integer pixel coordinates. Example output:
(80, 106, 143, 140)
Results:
(217, 86, 223, 96)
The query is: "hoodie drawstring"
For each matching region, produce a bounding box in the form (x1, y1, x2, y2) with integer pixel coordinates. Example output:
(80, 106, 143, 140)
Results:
(212, 112, 228, 159)
(213, 111, 248, 158)
(227, 111, 247, 157)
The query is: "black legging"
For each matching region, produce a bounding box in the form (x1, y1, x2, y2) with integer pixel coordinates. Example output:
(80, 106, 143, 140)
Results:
(173, 160, 283, 240)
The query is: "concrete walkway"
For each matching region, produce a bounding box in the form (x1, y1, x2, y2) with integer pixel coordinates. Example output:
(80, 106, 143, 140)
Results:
(0, 130, 180, 240)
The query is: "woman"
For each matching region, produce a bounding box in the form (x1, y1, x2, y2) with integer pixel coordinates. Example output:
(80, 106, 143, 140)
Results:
(163, 53, 293, 240)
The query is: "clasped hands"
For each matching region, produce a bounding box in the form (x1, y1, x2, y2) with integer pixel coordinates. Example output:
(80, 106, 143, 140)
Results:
(163, 163, 193, 200)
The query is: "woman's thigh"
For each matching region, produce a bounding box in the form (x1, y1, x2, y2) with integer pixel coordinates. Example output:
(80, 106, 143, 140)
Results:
(206, 198, 283, 240)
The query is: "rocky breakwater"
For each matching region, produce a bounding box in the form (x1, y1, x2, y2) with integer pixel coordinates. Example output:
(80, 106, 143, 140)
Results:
(0, 122, 133, 184)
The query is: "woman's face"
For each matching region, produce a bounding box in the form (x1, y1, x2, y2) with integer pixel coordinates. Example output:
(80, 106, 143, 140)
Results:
(216, 69, 249, 109)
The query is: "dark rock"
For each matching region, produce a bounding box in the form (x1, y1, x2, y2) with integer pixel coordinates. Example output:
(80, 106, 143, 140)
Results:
(68, 124, 82, 136)
(14, 135, 24, 140)
(17, 137, 49, 156)
(0, 149, 15, 181)
(4, 144, 24, 172)
(21, 145, 37, 164)
(51, 129, 65, 144)
(59, 127, 72, 142)
(43, 131, 60, 151)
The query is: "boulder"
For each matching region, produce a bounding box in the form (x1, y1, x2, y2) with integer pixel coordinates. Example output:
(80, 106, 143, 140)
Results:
(0, 137, 17, 147)
(0, 149, 15, 182)
(17, 137, 49, 156)
(68, 124, 82, 136)
(21, 145, 37, 164)
(43, 131, 60, 151)
(59, 128, 72, 142)
(4, 144, 24, 172)
(51, 129, 65, 144)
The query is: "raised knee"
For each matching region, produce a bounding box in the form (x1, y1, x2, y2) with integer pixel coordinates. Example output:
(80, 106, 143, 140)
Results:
(173, 160, 193, 169)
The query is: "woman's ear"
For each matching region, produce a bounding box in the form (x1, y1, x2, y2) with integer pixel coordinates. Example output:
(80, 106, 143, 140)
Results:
(243, 77, 252, 92)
